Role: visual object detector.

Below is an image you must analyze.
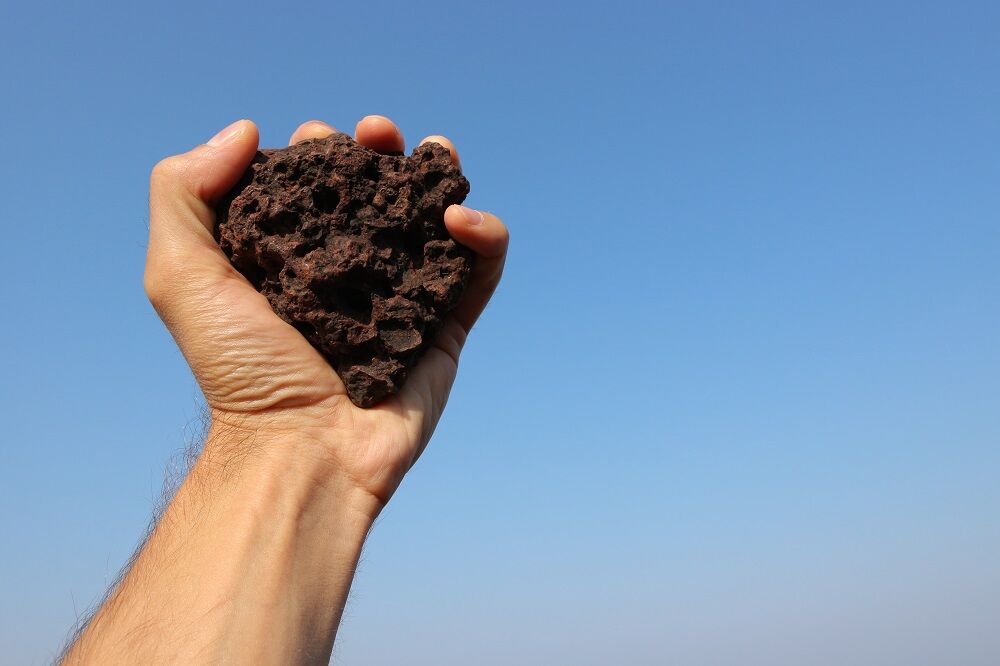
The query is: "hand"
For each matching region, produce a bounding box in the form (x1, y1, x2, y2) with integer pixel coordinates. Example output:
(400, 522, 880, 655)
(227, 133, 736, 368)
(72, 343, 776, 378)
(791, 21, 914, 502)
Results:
(145, 115, 509, 511)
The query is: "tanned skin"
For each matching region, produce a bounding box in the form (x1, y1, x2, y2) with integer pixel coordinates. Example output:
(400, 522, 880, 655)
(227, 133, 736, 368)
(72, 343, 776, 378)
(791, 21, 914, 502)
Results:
(60, 116, 509, 664)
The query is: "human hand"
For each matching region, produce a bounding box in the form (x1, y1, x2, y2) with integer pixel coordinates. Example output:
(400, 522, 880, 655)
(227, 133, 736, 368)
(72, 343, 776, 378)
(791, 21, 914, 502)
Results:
(145, 115, 508, 513)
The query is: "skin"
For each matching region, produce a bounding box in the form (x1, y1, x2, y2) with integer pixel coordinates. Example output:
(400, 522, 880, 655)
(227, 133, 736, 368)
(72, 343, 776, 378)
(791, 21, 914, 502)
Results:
(61, 115, 509, 664)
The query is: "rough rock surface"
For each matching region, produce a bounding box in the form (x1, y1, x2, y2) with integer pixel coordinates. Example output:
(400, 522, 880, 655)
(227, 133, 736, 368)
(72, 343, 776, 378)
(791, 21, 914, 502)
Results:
(215, 132, 473, 407)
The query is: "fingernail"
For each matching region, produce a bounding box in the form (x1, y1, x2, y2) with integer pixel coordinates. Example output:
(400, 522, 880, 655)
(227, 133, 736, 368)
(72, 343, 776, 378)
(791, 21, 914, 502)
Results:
(207, 120, 245, 147)
(458, 205, 484, 226)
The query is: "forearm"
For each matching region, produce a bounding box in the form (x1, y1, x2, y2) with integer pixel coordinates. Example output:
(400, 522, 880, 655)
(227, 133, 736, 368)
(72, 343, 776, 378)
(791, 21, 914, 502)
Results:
(63, 423, 381, 665)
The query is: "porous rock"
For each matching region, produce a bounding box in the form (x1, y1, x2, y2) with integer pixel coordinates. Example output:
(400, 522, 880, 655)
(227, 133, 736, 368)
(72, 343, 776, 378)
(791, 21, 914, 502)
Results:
(215, 132, 473, 407)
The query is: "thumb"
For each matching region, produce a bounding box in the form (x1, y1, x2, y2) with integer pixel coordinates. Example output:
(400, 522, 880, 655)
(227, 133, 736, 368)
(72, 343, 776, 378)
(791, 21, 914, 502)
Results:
(149, 119, 260, 234)
(145, 120, 260, 316)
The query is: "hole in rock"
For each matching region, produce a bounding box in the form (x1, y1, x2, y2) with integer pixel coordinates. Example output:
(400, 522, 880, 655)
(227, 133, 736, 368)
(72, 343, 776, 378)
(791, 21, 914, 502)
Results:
(312, 187, 340, 214)
(259, 210, 299, 236)
(317, 283, 375, 325)
(422, 171, 444, 189)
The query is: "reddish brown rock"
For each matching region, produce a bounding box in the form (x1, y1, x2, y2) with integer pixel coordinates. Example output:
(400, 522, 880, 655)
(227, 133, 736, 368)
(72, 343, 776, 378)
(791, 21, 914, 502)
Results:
(215, 132, 473, 407)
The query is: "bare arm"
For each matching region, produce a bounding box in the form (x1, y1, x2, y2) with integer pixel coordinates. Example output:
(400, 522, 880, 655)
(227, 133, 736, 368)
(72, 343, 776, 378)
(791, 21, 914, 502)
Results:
(62, 116, 508, 664)
(64, 426, 378, 663)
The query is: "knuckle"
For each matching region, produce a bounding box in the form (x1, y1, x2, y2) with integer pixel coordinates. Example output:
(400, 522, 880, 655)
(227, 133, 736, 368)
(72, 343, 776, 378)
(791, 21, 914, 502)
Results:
(149, 155, 186, 191)
(487, 264, 505, 289)
(143, 269, 167, 308)
(484, 213, 510, 250)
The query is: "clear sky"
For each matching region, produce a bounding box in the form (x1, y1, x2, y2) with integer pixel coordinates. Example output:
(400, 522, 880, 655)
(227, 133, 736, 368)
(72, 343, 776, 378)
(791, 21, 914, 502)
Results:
(2, 1, 999, 664)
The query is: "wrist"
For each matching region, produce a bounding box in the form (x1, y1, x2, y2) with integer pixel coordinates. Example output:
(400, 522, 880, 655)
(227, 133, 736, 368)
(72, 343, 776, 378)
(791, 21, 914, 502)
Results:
(201, 415, 386, 524)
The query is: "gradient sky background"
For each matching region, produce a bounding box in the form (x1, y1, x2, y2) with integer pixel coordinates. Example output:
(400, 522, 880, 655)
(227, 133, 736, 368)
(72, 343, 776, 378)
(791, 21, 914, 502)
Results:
(2, 1, 999, 664)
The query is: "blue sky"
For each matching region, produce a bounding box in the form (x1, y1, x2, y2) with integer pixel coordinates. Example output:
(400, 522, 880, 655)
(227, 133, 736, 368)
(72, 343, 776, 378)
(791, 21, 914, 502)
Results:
(2, 1, 999, 663)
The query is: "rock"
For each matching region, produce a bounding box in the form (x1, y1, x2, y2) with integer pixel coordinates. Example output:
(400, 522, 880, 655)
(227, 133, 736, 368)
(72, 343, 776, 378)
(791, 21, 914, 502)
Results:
(215, 132, 473, 407)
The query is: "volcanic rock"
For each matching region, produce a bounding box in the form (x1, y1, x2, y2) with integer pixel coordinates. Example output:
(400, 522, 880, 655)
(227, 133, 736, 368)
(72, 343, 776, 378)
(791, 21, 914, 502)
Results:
(215, 132, 473, 407)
